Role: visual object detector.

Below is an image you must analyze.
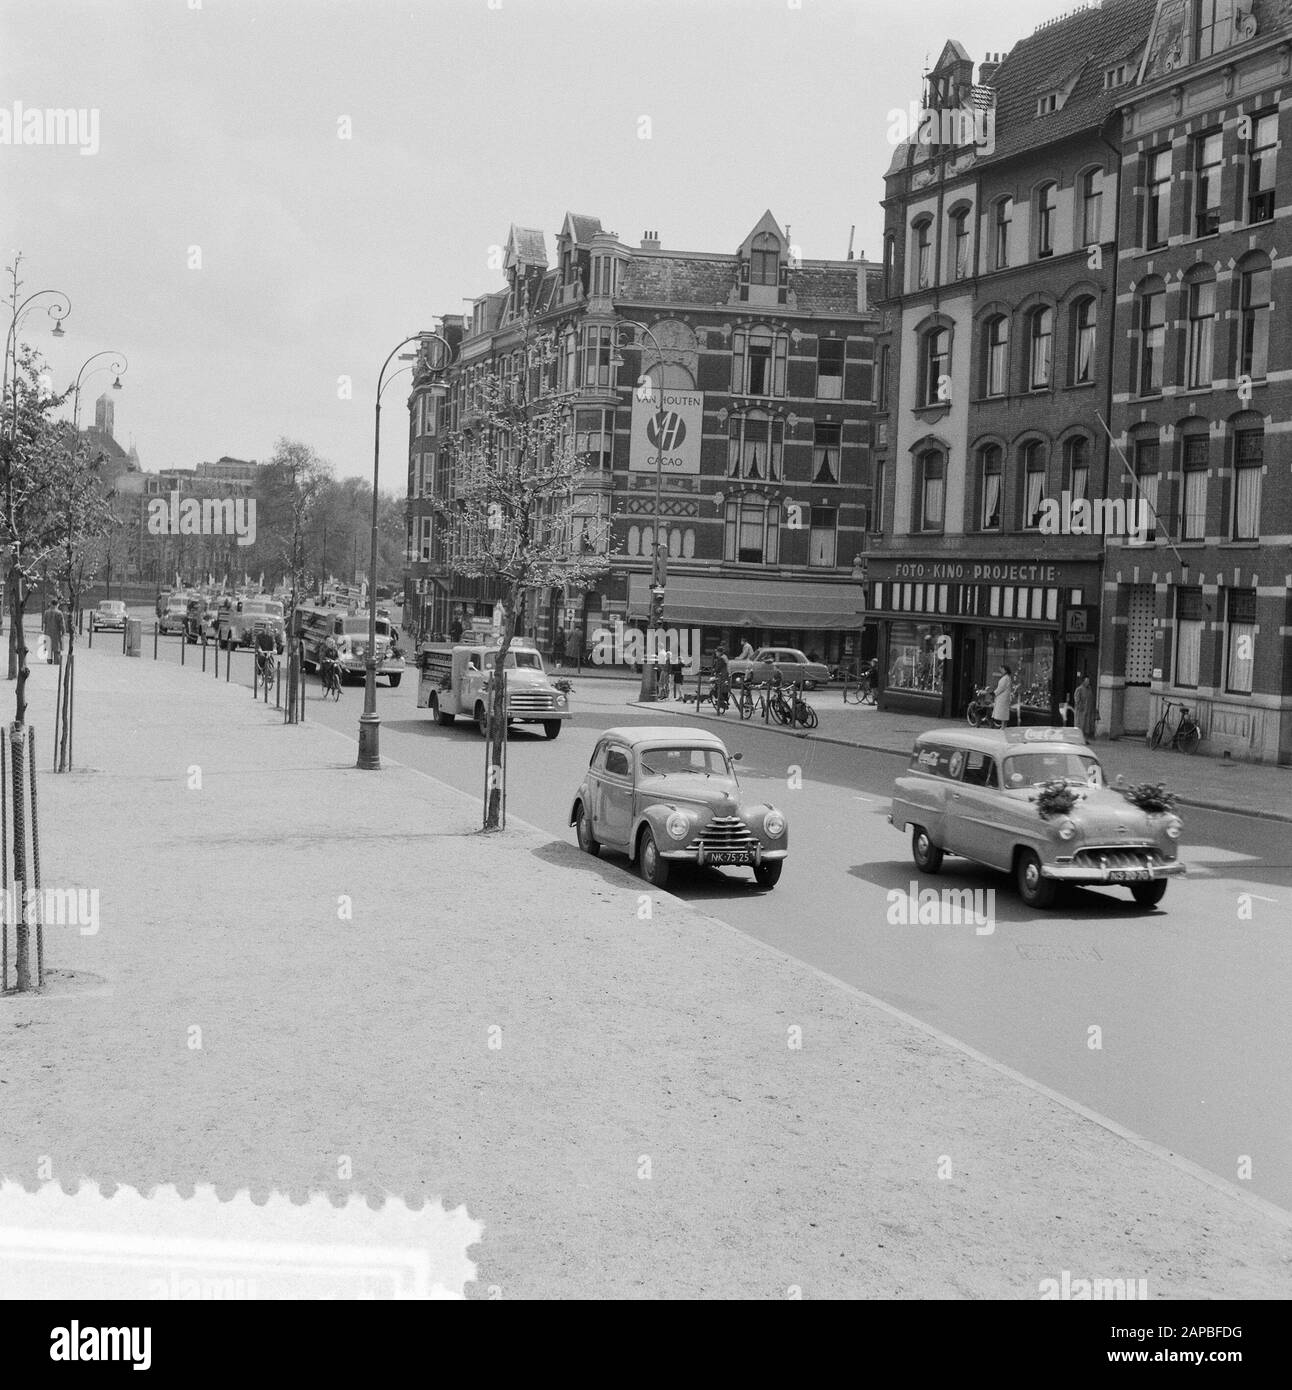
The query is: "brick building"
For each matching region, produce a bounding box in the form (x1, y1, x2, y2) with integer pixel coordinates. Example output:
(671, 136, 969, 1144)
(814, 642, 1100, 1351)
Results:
(1102, 0, 1292, 762)
(872, 1, 1159, 722)
(406, 212, 880, 667)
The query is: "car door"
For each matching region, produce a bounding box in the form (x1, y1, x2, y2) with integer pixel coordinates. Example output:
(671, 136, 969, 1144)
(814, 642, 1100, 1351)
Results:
(947, 751, 1010, 869)
(594, 743, 635, 849)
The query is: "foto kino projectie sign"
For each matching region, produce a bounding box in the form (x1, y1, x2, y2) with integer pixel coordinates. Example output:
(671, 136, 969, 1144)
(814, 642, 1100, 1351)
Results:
(630, 389, 703, 475)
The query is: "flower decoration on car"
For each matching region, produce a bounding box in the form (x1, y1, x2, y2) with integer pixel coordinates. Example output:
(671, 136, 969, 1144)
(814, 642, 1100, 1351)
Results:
(1035, 779, 1079, 820)
(1118, 781, 1178, 814)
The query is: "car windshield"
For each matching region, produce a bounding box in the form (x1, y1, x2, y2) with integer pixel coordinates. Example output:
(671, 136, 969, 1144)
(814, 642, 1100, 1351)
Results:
(1003, 752, 1104, 789)
(99, 602, 123, 613)
(639, 746, 731, 778)
(482, 650, 542, 669)
(341, 617, 374, 635)
(246, 601, 282, 618)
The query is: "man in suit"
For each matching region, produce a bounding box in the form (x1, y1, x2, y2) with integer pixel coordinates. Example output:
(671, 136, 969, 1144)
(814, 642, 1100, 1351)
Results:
(43, 598, 66, 664)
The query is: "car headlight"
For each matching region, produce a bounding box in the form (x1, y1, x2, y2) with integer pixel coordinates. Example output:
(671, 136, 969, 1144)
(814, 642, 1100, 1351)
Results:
(1164, 817, 1183, 840)
(1056, 818, 1077, 841)
(555, 694, 566, 706)
(665, 811, 691, 841)
(763, 810, 786, 839)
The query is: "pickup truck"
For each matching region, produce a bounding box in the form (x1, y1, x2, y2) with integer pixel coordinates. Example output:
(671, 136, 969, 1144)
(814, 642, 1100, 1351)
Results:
(158, 593, 193, 636)
(216, 596, 286, 653)
(417, 639, 570, 739)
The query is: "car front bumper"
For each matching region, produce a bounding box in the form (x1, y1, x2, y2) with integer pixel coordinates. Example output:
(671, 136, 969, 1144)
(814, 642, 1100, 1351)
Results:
(1041, 858, 1185, 884)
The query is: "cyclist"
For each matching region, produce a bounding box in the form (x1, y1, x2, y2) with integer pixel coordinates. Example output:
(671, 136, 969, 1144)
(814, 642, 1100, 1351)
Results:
(320, 633, 341, 694)
(254, 627, 277, 687)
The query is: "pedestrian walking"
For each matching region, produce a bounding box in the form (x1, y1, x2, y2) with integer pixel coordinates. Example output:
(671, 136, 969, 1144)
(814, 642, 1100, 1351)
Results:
(568, 626, 582, 671)
(449, 616, 464, 643)
(43, 597, 66, 664)
(991, 664, 1013, 727)
(670, 646, 684, 699)
(1075, 675, 1097, 739)
(552, 625, 567, 669)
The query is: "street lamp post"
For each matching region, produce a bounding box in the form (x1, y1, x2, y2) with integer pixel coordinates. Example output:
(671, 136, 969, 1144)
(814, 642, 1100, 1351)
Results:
(611, 320, 669, 701)
(70, 351, 127, 432)
(357, 330, 450, 770)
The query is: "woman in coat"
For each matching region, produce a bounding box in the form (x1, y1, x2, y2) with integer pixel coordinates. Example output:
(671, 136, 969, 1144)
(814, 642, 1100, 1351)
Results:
(1074, 676, 1096, 738)
(991, 664, 1014, 727)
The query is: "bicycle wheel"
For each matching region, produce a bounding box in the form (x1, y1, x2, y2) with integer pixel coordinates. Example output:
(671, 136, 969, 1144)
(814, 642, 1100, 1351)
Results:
(771, 696, 792, 726)
(1178, 722, 1201, 754)
(737, 688, 753, 721)
(1148, 714, 1168, 750)
(966, 702, 983, 727)
(803, 705, 819, 729)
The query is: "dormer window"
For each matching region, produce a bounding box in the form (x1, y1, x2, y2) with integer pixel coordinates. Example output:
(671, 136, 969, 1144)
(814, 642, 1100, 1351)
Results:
(1037, 92, 1059, 115)
(1196, 0, 1235, 60)
(750, 232, 779, 287)
(1103, 63, 1129, 89)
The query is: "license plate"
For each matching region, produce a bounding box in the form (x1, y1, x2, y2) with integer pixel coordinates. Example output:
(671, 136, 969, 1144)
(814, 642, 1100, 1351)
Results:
(705, 851, 752, 867)
(1108, 868, 1151, 882)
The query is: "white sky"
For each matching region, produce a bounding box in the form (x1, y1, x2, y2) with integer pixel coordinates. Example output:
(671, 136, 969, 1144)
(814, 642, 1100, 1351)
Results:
(1, 0, 1079, 484)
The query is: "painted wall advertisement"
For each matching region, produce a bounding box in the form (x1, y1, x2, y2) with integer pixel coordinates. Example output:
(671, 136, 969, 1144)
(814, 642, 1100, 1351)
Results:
(629, 388, 703, 475)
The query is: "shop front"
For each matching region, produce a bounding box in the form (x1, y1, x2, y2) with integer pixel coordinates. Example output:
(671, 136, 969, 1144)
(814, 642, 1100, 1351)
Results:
(624, 572, 866, 671)
(867, 558, 1101, 724)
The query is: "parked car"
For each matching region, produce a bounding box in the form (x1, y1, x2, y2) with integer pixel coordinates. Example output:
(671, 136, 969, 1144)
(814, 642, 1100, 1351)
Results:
(727, 647, 831, 689)
(158, 593, 192, 635)
(569, 726, 788, 889)
(889, 726, 1185, 909)
(91, 599, 127, 633)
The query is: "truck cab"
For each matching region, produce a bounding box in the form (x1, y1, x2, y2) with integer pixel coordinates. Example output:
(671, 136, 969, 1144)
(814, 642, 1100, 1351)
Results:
(417, 637, 571, 739)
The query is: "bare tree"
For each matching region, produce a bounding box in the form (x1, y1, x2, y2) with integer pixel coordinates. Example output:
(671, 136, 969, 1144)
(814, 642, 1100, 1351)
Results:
(437, 319, 611, 830)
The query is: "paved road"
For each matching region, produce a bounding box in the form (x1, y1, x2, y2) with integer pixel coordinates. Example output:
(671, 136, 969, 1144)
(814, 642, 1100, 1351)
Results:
(116, 620, 1292, 1211)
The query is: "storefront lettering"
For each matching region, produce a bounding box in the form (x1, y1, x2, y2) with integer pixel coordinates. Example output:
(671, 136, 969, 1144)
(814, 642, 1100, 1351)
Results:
(886, 562, 1061, 584)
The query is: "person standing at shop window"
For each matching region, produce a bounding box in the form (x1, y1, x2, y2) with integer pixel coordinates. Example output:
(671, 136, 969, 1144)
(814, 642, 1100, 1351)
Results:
(991, 664, 1014, 728)
(1075, 675, 1097, 739)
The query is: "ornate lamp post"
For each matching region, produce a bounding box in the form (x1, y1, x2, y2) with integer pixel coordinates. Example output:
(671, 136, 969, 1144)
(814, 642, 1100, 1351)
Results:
(357, 330, 450, 770)
(70, 351, 127, 431)
(610, 319, 670, 700)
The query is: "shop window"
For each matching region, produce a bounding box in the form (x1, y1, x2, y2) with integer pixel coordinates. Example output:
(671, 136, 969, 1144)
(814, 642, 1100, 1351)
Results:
(985, 630, 1055, 710)
(887, 621, 947, 696)
(1226, 589, 1256, 694)
(1175, 588, 1205, 688)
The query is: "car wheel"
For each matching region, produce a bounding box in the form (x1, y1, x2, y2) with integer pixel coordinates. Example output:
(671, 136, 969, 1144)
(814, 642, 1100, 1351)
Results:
(388, 673, 402, 688)
(575, 803, 600, 857)
(543, 720, 562, 740)
(476, 704, 489, 738)
(1130, 880, 1168, 908)
(638, 827, 670, 888)
(1016, 849, 1057, 909)
(911, 826, 943, 873)
(753, 860, 782, 889)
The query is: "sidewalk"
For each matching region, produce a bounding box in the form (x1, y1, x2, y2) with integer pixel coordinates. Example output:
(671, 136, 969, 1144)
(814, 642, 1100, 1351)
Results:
(578, 676, 1292, 824)
(1, 644, 1289, 1298)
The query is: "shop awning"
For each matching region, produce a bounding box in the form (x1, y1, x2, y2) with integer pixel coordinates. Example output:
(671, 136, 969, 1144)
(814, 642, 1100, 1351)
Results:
(628, 574, 864, 630)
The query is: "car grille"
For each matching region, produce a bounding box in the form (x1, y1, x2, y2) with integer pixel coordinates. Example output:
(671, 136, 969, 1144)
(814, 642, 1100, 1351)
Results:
(509, 692, 558, 713)
(688, 816, 757, 852)
(1071, 847, 1166, 871)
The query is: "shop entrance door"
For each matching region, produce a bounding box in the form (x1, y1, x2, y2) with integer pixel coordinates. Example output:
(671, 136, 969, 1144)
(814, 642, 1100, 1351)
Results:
(959, 630, 981, 719)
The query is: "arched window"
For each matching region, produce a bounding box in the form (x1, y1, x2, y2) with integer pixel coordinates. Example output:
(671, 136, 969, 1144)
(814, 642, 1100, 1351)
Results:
(1036, 182, 1058, 258)
(1185, 268, 1217, 388)
(1080, 168, 1103, 247)
(984, 315, 1009, 396)
(914, 217, 933, 288)
(1179, 426, 1209, 541)
(915, 449, 945, 532)
(949, 207, 971, 279)
(1231, 420, 1264, 540)
(1064, 436, 1090, 502)
(751, 232, 780, 286)
(979, 445, 1002, 531)
(994, 197, 1013, 269)
(1135, 279, 1166, 396)
(1028, 307, 1054, 388)
(1240, 254, 1272, 380)
(1070, 297, 1097, 384)
(1130, 434, 1159, 543)
(1020, 441, 1048, 529)
(922, 327, 951, 406)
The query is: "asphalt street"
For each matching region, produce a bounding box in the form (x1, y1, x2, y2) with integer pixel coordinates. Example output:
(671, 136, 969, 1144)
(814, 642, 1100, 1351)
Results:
(124, 620, 1292, 1212)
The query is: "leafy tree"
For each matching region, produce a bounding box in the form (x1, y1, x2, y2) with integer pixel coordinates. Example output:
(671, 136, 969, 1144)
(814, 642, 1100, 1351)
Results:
(435, 320, 611, 830)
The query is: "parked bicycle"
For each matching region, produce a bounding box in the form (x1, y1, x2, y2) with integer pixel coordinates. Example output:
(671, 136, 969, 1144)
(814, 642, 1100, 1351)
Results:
(739, 681, 778, 723)
(705, 675, 731, 716)
(841, 665, 876, 706)
(780, 680, 818, 729)
(965, 686, 995, 726)
(1148, 698, 1201, 754)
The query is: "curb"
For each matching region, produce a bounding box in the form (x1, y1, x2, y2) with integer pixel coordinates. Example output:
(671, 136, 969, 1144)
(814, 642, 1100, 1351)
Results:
(626, 700, 1292, 825)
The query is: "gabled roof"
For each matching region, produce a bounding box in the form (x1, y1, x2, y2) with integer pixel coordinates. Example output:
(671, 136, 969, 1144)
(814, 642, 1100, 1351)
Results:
(976, 0, 1158, 164)
(505, 225, 547, 269)
(561, 213, 603, 246)
(931, 38, 972, 70)
(738, 209, 787, 255)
